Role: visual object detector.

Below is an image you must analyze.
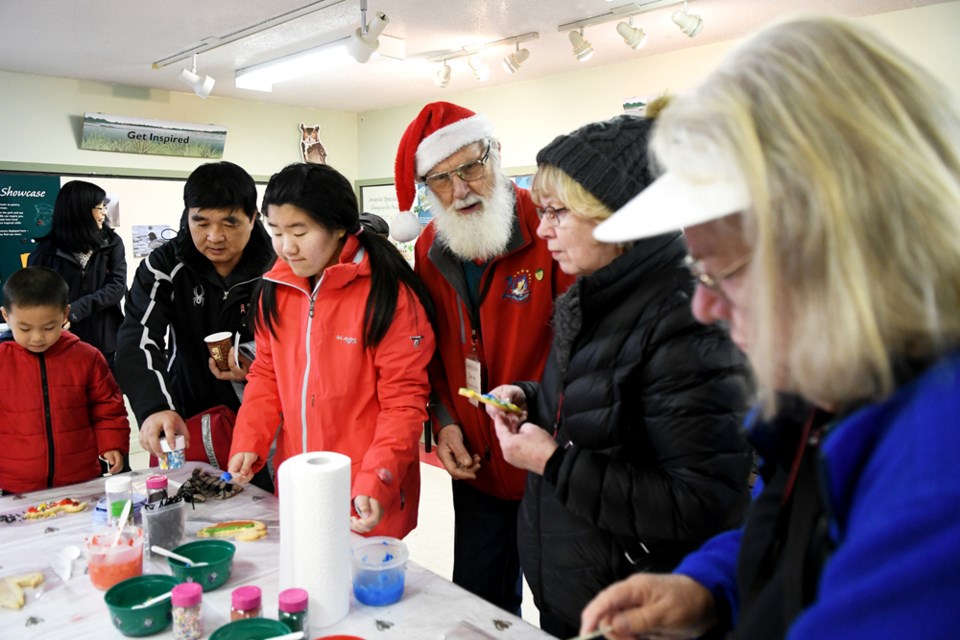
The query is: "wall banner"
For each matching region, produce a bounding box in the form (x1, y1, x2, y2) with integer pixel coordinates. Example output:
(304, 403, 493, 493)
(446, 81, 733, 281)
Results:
(80, 112, 227, 159)
(0, 173, 59, 289)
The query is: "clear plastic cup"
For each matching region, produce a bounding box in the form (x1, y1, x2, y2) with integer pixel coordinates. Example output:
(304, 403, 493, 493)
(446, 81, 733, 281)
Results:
(84, 526, 144, 590)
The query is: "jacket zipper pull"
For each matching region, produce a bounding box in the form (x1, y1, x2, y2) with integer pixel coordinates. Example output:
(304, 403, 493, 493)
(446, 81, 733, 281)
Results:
(309, 297, 316, 318)
(222, 290, 229, 301)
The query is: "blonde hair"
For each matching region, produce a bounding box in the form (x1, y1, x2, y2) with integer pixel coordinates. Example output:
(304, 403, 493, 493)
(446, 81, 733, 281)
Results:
(651, 15, 960, 412)
(531, 164, 612, 223)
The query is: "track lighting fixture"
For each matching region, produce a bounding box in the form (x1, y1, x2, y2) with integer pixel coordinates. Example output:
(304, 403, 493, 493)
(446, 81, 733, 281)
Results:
(346, 0, 390, 63)
(468, 54, 491, 81)
(179, 54, 215, 98)
(434, 61, 451, 88)
(569, 29, 594, 62)
(672, 1, 703, 37)
(616, 18, 646, 49)
(503, 43, 530, 74)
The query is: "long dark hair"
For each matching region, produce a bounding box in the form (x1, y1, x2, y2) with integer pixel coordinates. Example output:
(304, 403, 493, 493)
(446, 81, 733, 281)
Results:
(46, 180, 108, 253)
(254, 163, 434, 348)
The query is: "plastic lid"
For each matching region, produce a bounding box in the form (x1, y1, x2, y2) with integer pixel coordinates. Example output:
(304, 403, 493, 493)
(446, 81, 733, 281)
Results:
(231, 585, 261, 610)
(278, 587, 308, 613)
(171, 582, 203, 607)
(145, 475, 168, 490)
(104, 476, 132, 493)
(160, 435, 186, 453)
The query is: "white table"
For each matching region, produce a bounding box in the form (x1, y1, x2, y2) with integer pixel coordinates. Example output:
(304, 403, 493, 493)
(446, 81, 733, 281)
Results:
(0, 463, 552, 640)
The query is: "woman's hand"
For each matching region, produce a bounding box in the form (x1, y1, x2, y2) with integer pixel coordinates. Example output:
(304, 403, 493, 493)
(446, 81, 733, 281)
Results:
(208, 347, 250, 382)
(484, 384, 527, 432)
(580, 573, 718, 640)
(350, 495, 384, 533)
(226, 452, 260, 485)
(491, 418, 558, 475)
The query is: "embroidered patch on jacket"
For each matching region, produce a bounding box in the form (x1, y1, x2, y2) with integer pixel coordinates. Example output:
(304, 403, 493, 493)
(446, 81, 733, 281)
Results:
(192, 285, 205, 307)
(336, 335, 359, 345)
(410, 335, 423, 348)
(502, 269, 532, 303)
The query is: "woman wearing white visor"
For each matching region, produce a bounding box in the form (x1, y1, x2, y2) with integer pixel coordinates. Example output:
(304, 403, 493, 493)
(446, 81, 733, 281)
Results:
(581, 14, 960, 640)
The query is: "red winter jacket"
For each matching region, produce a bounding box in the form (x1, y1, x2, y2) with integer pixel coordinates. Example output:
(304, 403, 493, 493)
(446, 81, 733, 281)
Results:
(0, 331, 130, 494)
(414, 184, 575, 500)
(230, 236, 435, 538)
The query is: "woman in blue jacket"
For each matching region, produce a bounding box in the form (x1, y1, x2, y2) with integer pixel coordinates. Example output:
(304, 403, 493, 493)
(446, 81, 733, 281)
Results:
(28, 180, 126, 368)
(579, 16, 960, 640)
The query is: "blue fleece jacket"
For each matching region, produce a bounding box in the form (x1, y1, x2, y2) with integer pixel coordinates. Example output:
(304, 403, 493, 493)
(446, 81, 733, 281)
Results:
(676, 352, 960, 638)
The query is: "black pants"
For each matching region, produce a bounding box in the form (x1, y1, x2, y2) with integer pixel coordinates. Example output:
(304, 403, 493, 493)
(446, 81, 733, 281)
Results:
(451, 480, 523, 615)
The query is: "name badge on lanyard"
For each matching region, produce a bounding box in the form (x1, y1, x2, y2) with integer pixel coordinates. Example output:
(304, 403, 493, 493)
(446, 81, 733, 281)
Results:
(464, 355, 482, 406)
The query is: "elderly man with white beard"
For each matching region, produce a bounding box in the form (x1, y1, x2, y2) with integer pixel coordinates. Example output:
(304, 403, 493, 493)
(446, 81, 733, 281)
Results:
(392, 102, 574, 615)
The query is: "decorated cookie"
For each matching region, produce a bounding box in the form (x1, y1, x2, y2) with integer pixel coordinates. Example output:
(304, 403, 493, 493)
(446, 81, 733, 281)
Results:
(23, 498, 88, 520)
(196, 520, 267, 541)
(0, 571, 44, 610)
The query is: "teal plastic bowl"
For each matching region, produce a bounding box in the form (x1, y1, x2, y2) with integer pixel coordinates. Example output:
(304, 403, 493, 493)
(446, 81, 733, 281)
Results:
(104, 573, 180, 637)
(167, 539, 235, 591)
(209, 617, 292, 640)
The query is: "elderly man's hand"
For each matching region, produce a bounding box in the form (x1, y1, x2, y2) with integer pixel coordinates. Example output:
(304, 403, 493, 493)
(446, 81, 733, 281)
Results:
(139, 410, 189, 459)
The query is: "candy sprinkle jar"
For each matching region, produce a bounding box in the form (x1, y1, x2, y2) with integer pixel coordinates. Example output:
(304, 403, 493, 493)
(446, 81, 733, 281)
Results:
(278, 587, 309, 635)
(171, 582, 203, 640)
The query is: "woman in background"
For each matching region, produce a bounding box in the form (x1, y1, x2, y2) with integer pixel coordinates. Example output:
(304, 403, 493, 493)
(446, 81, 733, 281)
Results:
(28, 180, 126, 368)
(228, 163, 435, 538)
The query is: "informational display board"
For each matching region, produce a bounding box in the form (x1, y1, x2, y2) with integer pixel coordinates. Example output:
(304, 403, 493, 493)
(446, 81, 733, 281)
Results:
(0, 174, 59, 290)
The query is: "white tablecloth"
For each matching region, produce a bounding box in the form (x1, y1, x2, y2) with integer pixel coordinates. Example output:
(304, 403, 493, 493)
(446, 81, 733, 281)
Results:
(0, 463, 552, 640)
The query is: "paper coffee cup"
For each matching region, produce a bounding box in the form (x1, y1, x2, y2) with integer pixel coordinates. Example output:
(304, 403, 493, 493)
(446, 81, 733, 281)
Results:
(205, 332, 234, 371)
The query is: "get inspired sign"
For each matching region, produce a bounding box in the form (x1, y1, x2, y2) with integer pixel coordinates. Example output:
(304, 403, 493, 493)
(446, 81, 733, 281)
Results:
(80, 112, 227, 158)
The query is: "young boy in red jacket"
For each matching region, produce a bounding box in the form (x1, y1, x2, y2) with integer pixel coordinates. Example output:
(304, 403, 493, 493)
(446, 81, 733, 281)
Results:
(0, 267, 129, 494)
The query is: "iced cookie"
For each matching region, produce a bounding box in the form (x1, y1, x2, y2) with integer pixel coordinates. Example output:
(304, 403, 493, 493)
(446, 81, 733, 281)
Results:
(196, 520, 267, 541)
(0, 571, 44, 610)
(23, 498, 88, 520)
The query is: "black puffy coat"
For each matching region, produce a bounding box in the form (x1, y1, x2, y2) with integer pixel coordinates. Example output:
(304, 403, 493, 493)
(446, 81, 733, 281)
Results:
(516, 233, 754, 629)
(27, 226, 126, 360)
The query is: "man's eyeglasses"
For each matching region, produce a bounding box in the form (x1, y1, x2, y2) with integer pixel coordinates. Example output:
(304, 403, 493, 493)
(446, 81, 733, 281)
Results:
(684, 254, 751, 300)
(422, 143, 491, 192)
(535, 205, 570, 227)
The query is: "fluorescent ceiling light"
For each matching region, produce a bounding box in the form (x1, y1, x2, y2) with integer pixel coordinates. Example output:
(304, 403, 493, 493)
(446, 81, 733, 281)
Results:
(235, 34, 404, 92)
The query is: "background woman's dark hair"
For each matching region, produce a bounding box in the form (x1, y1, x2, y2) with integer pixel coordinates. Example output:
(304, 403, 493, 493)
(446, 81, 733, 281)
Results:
(45, 180, 108, 254)
(254, 162, 434, 348)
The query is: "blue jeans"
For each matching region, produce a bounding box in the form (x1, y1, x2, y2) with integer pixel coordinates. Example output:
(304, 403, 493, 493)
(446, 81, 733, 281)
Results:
(452, 480, 523, 615)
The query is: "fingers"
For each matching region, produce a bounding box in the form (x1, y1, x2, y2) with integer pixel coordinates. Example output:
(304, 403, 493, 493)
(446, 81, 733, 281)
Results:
(350, 496, 383, 534)
(227, 453, 257, 484)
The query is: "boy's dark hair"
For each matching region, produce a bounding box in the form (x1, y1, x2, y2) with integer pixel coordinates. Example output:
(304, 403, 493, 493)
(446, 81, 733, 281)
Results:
(46, 180, 108, 254)
(180, 161, 258, 229)
(2, 267, 69, 310)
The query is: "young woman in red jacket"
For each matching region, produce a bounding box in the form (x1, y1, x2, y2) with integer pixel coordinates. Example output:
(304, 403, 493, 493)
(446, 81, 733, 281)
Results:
(227, 163, 436, 538)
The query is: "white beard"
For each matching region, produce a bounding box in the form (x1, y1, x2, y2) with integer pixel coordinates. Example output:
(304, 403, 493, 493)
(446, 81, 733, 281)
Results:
(427, 172, 515, 262)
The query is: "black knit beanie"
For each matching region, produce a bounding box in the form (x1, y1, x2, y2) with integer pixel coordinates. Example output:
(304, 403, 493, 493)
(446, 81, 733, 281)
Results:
(536, 114, 655, 213)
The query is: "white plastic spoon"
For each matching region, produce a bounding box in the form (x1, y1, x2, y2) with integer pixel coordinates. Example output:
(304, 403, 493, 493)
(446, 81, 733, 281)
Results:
(131, 590, 173, 610)
(260, 632, 304, 640)
(150, 545, 208, 567)
(111, 499, 132, 547)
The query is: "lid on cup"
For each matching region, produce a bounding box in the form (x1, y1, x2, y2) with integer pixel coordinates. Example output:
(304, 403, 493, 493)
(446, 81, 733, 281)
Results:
(231, 585, 262, 610)
(171, 582, 203, 607)
(105, 476, 132, 493)
(160, 436, 186, 453)
(145, 475, 169, 490)
(278, 587, 308, 612)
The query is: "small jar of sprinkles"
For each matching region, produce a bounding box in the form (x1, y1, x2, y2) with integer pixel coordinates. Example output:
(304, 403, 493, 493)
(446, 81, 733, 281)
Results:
(230, 585, 263, 621)
(278, 587, 309, 635)
(171, 582, 203, 640)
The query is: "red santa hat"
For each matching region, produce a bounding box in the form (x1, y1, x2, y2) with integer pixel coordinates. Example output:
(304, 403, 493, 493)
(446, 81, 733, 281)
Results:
(390, 102, 494, 242)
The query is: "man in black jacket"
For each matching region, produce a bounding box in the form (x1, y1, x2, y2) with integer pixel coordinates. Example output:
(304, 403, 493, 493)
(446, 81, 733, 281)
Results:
(115, 162, 275, 489)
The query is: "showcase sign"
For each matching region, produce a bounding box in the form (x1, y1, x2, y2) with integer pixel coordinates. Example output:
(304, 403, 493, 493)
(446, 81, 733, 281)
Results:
(81, 112, 227, 158)
(0, 174, 59, 289)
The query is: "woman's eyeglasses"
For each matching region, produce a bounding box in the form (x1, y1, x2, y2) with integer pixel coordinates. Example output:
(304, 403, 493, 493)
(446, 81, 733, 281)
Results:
(684, 254, 751, 300)
(93, 203, 109, 211)
(535, 206, 570, 227)
(422, 143, 491, 193)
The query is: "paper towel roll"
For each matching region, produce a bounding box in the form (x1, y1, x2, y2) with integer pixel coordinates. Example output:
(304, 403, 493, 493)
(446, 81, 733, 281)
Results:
(279, 451, 352, 628)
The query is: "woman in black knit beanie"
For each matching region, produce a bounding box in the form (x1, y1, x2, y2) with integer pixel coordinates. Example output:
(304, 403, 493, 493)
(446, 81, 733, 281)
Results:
(485, 98, 754, 637)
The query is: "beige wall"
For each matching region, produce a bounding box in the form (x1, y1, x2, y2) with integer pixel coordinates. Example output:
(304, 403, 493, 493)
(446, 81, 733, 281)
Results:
(0, 71, 359, 182)
(356, 2, 960, 180)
